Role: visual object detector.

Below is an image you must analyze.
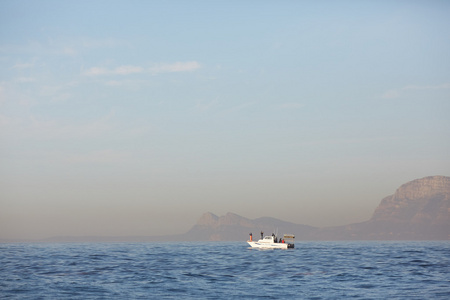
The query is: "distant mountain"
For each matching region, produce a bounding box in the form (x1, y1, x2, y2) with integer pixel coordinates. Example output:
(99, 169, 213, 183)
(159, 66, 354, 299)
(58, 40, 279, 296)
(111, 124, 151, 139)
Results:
(182, 212, 316, 241)
(185, 176, 450, 241)
(315, 175, 450, 240)
(372, 175, 449, 225)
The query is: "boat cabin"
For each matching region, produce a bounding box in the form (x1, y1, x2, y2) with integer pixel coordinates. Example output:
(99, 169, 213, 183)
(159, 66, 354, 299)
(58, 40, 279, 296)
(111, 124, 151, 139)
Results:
(263, 236, 274, 242)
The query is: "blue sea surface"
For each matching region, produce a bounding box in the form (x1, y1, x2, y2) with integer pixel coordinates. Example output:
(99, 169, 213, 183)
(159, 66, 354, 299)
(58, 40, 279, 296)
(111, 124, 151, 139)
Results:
(1, 241, 449, 299)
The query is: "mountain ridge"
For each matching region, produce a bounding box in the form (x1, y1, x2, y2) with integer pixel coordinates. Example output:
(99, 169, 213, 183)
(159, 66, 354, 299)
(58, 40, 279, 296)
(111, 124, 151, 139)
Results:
(186, 175, 450, 241)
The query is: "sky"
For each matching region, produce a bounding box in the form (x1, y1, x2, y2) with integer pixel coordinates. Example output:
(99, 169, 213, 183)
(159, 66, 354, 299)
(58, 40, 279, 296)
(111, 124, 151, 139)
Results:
(1, 0, 449, 239)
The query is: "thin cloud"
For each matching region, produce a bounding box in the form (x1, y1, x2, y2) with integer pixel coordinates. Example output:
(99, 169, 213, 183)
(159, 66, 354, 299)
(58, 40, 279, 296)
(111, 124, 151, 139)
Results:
(83, 67, 108, 76)
(382, 82, 450, 99)
(12, 62, 35, 69)
(62, 46, 77, 56)
(15, 77, 36, 83)
(83, 61, 200, 77)
(83, 65, 144, 76)
(149, 61, 201, 74)
(105, 80, 123, 87)
(115, 65, 145, 75)
(39, 81, 78, 103)
(104, 79, 150, 90)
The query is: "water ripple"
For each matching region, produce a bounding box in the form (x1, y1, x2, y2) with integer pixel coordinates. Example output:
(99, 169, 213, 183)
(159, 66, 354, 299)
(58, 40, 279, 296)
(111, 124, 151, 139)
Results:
(0, 241, 449, 299)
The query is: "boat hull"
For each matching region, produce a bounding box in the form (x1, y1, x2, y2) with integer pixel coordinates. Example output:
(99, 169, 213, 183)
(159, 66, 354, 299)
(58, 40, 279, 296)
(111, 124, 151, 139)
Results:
(247, 241, 294, 249)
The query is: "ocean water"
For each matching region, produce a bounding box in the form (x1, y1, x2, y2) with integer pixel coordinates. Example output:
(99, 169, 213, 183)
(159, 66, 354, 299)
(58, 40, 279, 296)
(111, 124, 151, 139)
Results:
(0, 241, 449, 299)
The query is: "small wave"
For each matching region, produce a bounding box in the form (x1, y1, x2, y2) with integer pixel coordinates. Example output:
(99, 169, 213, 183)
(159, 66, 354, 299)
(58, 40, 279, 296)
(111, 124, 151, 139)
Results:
(1, 242, 449, 299)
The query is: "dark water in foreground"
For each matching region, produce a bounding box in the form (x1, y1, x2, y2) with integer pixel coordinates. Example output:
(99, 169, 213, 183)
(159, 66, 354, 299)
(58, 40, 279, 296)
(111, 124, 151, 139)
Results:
(1, 241, 449, 299)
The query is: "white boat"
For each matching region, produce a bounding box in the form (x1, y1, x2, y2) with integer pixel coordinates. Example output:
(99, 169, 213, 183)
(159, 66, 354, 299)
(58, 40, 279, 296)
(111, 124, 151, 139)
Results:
(247, 233, 295, 249)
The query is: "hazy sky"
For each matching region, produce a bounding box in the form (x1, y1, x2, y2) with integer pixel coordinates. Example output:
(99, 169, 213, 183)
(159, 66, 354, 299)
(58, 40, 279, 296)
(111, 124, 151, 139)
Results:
(1, 1, 449, 239)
